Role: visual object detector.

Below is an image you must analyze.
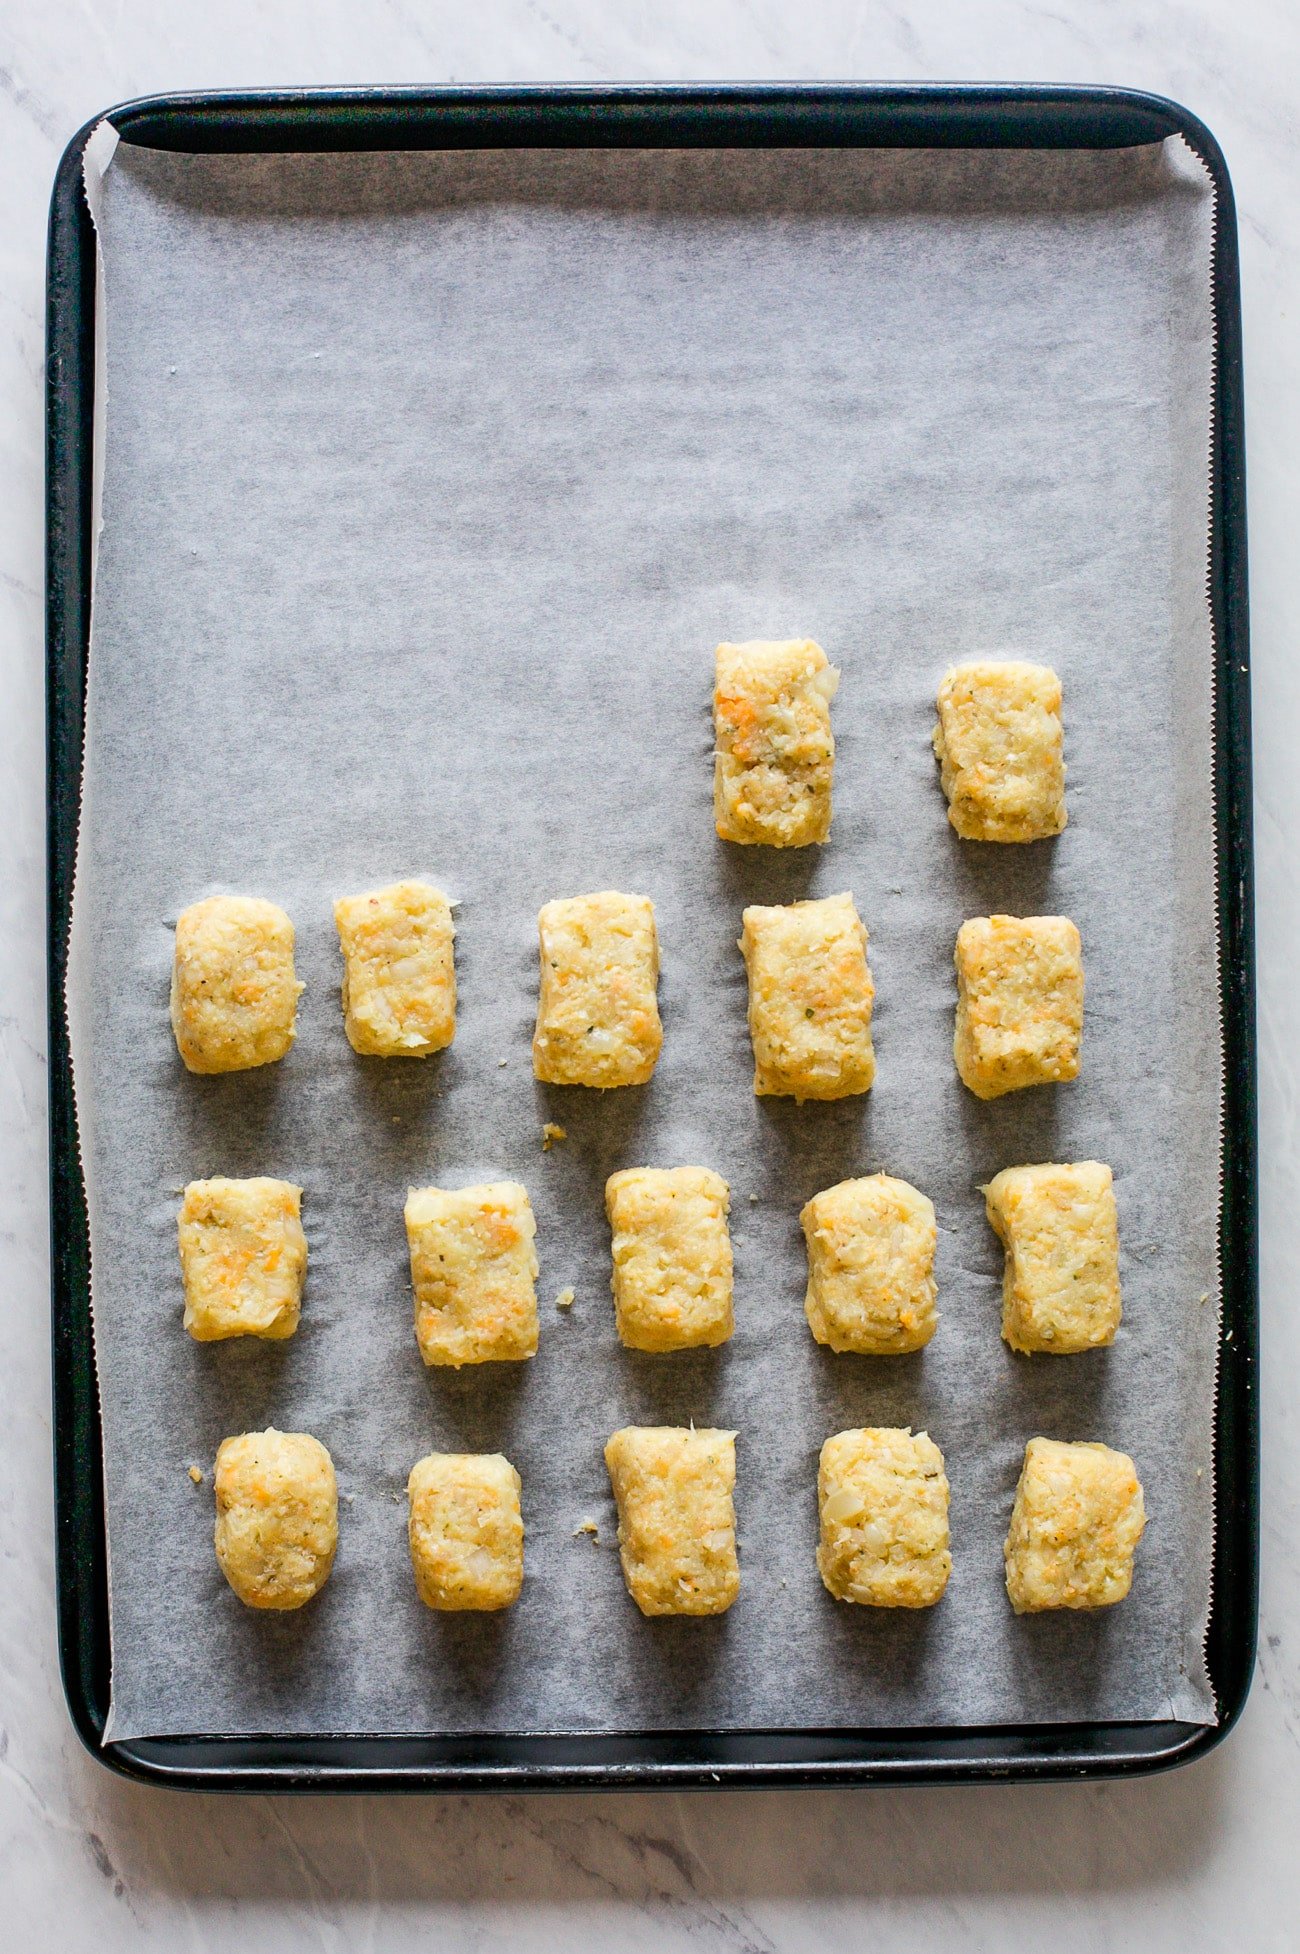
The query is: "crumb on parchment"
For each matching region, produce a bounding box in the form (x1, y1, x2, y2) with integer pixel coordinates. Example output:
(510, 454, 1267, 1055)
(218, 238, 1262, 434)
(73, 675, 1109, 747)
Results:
(542, 1122, 567, 1151)
(555, 1287, 575, 1310)
(188, 1465, 203, 1484)
(574, 1519, 599, 1540)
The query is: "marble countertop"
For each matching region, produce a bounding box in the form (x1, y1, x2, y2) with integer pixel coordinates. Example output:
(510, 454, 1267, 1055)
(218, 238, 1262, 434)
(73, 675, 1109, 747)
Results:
(2, 2, 1296, 1946)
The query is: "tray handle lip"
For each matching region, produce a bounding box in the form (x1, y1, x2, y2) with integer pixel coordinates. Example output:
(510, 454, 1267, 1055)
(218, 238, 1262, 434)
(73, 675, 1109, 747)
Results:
(51, 80, 1235, 170)
(45, 77, 1257, 1790)
(85, 1711, 1235, 1794)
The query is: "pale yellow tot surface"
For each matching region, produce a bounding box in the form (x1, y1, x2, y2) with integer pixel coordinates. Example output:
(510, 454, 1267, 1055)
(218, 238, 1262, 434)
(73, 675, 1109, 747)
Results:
(604, 1426, 739, 1616)
(605, 1166, 734, 1352)
(954, 913, 1083, 1098)
(801, 1174, 937, 1354)
(984, 1161, 1121, 1353)
(405, 1181, 540, 1367)
(214, 1428, 337, 1610)
(933, 660, 1066, 842)
(533, 891, 663, 1087)
(817, 1428, 951, 1607)
(171, 895, 302, 1074)
(740, 892, 875, 1101)
(178, 1176, 306, 1342)
(333, 880, 456, 1057)
(1004, 1437, 1146, 1613)
(407, 1452, 524, 1611)
(713, 637, 838, 846)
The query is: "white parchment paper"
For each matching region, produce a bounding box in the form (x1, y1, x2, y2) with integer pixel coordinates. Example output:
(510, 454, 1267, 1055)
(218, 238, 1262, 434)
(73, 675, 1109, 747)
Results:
(69, 138, 1221, 1742)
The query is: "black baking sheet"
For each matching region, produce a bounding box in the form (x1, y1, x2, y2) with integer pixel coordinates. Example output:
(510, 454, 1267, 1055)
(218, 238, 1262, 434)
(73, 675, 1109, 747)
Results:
(45, 95, 1251, 1797)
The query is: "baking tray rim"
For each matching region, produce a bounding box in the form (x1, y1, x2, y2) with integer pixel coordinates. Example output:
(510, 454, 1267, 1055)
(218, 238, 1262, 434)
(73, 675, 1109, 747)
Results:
(45, 80, 1257, 1792)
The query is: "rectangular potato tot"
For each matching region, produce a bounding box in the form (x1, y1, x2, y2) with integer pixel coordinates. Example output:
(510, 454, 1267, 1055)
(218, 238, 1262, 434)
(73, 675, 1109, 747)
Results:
(954, 914, 1082, 1098)
(714, 638, 838, 846)
(214, 1428, 337, 1611)
(179, 1176, 306, 1342)
(606, 1166, 734, 1352)
(171, 895, 302, 1074)
(408, 1452, 524, 1610)
(984, 1161, 1121, 1353)
(740, 893, 875, 1100)
(801, 1174, 937, 1354)
(604, 1426, 739, 1615)
(334, 880, 455, 1057)
(533, 891, 663, 1087)
(817, 1427, 951, 1607)
(933, 660, 1066, 842)
(1004, 1437, 1146, 1613)
(405, 1181, 539, 1367)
